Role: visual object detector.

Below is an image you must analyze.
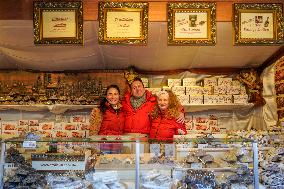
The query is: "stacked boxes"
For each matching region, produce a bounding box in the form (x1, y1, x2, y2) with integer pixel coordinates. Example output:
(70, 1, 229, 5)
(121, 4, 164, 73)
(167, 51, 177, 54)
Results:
(1, 115, 90, 138)
(185, 114, 221, 133)
(164, 77, 248, 105)
(202, 77, 248, 104)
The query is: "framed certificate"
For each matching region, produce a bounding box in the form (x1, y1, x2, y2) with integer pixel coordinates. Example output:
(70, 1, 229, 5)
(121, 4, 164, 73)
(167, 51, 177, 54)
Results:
(233, 3, 284, 45)
(98, 2, 148, 45)
(167, 2, 216, 45)
(33, 1, 83, 45)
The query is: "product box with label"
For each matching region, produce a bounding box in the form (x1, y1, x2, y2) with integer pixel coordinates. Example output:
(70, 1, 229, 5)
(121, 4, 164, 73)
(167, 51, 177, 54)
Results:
(233, 95, 248, 104)
(218, 78, 232, 86)
(186, 86, 203, 95)
(214, 86, 227, 95)
(227, 86, 241, 95)
(168, 79, 181, 87)
(172, 86, 186, 95)
(203, 78, 217, 87)
(189, 95, 203, 104)
(203, 95, 218, 104)
(183, 78, 196, 86)
(177, 95, 189, 105)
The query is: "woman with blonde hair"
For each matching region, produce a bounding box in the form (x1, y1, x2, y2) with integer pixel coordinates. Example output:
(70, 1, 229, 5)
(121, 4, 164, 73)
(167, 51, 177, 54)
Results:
(149, 90, 187, 141)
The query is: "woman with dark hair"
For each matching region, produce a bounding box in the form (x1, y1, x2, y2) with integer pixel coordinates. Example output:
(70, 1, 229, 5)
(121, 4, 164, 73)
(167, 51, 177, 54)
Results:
(89, 85, 125, 154)
(89, 84, 125, 135)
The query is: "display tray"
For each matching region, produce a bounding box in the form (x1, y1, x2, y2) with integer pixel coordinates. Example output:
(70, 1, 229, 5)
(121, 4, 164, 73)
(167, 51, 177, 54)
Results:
(94, 154, 136, 168)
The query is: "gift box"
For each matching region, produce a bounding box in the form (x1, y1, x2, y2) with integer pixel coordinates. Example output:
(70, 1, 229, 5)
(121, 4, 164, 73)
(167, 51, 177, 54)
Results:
(183, 78, 196, 86)
(218, 78, 232, 86)
(203, 95, 218, 104)
(217, 95, 232, 104)
(185, 115, 193, 130)
(189, 95, 203, 104)
(233, 95, 248, 104)
(214, 86, 227, 95)
(39, 122, 54, 130)
(193, 122, 209, 131)
(172, 86, 186, 95)
(177, 95, 189, 105)
(204, 78, 217, 87)
(227, 86, 241, 95)
(186, 86, 203, 95)
(193, 115, 208, 124)
(162, 86, 171, 91)
(203, 86, 213, 95)
(168, 79, 181, 87)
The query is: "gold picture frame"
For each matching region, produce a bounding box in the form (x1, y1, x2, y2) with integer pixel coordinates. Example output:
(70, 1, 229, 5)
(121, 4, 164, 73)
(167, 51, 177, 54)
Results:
(167, 2, 216, 45)
(33, 1, 83, 45)
(233, 3, 284, 45)
(98, 2, 148, 45)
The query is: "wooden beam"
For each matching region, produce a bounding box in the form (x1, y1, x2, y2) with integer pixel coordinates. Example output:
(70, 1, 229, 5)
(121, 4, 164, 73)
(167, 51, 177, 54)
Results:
(0, 0, 282, 22)
(257, 46, 284, 74)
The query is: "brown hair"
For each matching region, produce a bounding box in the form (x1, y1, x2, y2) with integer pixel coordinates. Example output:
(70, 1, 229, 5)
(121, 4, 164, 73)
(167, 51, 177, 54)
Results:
(151, 90, 182, 119)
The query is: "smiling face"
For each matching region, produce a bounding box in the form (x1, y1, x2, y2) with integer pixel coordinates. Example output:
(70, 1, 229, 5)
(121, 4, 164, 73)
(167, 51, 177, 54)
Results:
(157, 92, 169, 111)
(131, 80, 145, 98)
(106, 87, 120, 106)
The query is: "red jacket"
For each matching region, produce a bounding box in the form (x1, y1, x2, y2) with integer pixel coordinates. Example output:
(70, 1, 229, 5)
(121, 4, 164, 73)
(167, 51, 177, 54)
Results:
(122, 90, 156, 134)
(99, 104, 125, 135)
(149, 112, 187, 141)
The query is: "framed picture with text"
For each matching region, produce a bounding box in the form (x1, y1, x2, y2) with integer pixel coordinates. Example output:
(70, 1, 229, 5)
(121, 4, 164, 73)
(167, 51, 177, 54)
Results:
(98, 2, 148, 45)
(233, 3, 284, 45)
(167, 2, 216, 45)
(33, 1, 83, 45)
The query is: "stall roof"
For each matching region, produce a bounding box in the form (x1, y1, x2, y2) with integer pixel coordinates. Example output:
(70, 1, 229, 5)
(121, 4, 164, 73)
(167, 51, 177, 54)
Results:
(0, 0, 283, 72)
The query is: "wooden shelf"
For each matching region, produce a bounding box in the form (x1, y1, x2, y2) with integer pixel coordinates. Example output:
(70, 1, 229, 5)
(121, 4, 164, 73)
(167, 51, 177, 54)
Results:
(0, 104, 97, 114)
(183, 103, 254, 112)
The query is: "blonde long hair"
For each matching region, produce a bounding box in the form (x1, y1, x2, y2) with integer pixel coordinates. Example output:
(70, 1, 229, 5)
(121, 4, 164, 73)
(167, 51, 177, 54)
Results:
(151, 90, 182, 119)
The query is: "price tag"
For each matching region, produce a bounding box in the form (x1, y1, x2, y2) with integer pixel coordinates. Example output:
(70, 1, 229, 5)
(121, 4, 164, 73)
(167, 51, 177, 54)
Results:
(150, 144, 160, 157)
(23, 141, 37, 148)
(197, 144, 208, 148)
(191, 163, 202, 169)
(4, 163, 16, 169)
(165, 144, 175, 157)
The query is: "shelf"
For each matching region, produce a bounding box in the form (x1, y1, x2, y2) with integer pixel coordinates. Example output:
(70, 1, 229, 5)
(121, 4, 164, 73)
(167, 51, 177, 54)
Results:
(0, 104, 98, 114)
(0, 103, 254, 114)
(173, 167, 235, 172)
(176, 147, 273, 152)
(183, 103, 254, 112)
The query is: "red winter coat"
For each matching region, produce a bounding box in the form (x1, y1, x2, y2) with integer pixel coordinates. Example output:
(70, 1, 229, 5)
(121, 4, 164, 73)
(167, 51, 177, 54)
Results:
(99, 104, 125, 135)
(122, 90, 156, 134)
(149, 112, 187, 141)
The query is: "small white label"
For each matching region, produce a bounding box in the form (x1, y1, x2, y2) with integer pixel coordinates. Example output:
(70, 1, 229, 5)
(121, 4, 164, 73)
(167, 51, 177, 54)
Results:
(191, 163, 203, 169)
(165, 144, 175, 157)
(32, 161, 85, 171)
(150, 144, 160, 157)
(4, 163, 16, 169)
(198, 144, 208, 148)
(23, 141, 36, 148)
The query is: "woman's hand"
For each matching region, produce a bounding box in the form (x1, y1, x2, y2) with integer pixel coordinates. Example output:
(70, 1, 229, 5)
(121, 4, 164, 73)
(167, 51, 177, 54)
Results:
(176, 112, 185, 124)
(177, 129, 185, 135)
